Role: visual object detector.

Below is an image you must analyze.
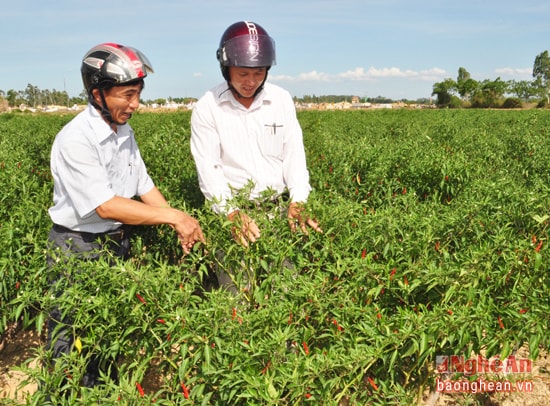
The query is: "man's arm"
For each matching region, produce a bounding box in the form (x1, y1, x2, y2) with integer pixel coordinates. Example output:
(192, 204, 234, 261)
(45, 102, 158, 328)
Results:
(95, 187, 205, 253)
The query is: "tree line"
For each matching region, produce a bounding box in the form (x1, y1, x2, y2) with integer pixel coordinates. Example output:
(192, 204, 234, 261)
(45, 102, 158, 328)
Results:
(431, 50, 550, 108)
(0, 84, 86, 110)
(3, 50, 550, 110)
(0, 84, 198, 111)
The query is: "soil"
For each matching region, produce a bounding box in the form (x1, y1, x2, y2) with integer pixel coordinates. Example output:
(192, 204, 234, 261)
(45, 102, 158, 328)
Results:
(0, 324, 40, 401)
(1, 323, 549, 404)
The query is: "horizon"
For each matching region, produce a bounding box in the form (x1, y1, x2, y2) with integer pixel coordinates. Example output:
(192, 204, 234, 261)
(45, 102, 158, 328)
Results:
(1, 1, 547, 101)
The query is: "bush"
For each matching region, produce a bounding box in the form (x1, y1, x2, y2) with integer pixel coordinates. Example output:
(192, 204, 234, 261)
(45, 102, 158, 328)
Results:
(536, 98, 548, 108)
(501, 97, 523, 109)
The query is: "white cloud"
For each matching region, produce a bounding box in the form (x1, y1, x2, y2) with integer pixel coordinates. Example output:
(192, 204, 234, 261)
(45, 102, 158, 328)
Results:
(297, 70, 332, 81)
(494, 67, 532, 78)
(271, 70, 332, 82)
(271, 66, 448, 83)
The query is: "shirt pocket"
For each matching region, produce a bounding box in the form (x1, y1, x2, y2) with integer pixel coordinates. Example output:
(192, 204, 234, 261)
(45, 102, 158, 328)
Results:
(258, 123, 284, 158)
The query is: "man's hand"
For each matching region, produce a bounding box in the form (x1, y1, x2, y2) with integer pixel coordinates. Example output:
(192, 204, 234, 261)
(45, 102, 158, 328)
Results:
(287, 202, 323, 235)
(228, 210, 260, 248)
(172, 210, 205, 254)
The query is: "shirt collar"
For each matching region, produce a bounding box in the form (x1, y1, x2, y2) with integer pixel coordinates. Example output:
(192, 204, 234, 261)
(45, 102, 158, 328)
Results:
(86, 104, 131, 143)
(217, 83, 271, 110)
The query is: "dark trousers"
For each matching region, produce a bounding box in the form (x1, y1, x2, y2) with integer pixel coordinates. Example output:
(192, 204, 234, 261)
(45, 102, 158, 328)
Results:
(45, 225, 131, 389)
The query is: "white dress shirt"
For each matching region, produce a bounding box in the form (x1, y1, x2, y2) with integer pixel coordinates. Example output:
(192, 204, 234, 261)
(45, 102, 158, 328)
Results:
(190, 82, 311, 213)
(49, 104, 155, 233)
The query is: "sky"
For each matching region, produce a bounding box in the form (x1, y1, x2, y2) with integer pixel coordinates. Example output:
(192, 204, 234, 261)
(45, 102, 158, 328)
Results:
(1, 0, 549, 101)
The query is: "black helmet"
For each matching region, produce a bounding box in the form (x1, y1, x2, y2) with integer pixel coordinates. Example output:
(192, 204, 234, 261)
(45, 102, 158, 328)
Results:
(81, 42, 154, 94)
(216, 21, 276, 82)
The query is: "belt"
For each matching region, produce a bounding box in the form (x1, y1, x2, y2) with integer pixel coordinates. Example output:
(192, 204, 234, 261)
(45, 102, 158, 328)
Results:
(52, 224, 128, 243)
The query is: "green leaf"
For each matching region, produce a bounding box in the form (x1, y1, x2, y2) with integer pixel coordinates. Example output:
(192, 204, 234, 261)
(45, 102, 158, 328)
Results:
(532, 214, 549, 224)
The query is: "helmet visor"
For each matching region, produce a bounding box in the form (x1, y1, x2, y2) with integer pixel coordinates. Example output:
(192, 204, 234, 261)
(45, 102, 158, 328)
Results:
(220, 35, 276, 67)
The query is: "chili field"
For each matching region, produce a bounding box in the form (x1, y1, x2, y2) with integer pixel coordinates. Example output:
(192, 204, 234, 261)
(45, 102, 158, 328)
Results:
(0, 109, 549, 405)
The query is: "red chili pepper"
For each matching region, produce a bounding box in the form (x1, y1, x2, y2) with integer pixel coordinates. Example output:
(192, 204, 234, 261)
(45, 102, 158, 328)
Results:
(435, 241, 440, 252)
(232, 307, 237, 320)
(261, 360, 271, 374)
(532, 235, 537, 244)
(157, 319, 165, 324)
(535, 241, 543, 252)
(361, 248, 366, 259)
(367, 376, 379, 391)
(302, 341, 309, 355)
(305, 393, 311, 399)
(389, 268, 396, 280)
(498, 315, 504, 329)
(331, 318, 340, 331)
(15, 281, 20, 290)
(136, 293, 146, 304)
(403, 275, 409, 286)
(180, 382, 189, 399)
(519, 308, 528, 314)
(136, 382, 145, 397)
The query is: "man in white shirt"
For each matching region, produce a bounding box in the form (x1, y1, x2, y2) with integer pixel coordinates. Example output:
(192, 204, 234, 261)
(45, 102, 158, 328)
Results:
(46, 43, 205, 390)
(191, 21, 322, 249)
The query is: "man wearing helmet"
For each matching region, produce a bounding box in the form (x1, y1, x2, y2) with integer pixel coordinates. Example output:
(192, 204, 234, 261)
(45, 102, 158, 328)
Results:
(46, 43, 205, 389)
(191, 21, 322, 246)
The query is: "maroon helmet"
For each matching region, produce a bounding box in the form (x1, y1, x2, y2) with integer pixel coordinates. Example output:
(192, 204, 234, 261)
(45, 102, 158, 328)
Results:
(81, 42, 154, 94)
(216, 21, 276, 81)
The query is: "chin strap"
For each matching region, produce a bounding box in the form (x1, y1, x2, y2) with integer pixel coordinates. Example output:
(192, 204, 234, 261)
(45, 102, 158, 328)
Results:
(228, 76, 268, 100)
(228, 84, 253, 100)
(89, 89, 117, 126)
(223, 67, 270, 100)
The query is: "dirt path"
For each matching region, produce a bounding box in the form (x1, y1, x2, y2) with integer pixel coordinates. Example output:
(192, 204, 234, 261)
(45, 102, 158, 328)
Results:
(0, 327, 40, 401)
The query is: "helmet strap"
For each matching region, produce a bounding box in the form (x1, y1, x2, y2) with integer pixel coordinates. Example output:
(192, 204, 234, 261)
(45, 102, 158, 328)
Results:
(226, 69, 269, 100)
(228, 83, 254, 100)
(90, 89, 117, 127)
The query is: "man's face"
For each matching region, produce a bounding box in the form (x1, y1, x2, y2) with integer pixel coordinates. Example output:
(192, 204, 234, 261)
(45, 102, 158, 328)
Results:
(94, 82, 143, 125)
(228, 67, 267, 99)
